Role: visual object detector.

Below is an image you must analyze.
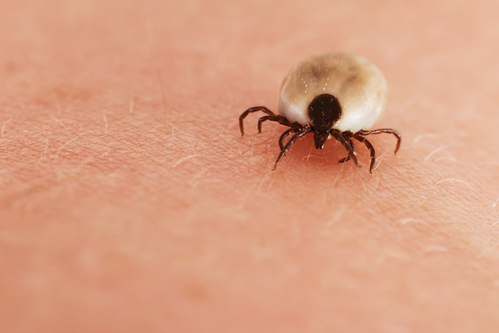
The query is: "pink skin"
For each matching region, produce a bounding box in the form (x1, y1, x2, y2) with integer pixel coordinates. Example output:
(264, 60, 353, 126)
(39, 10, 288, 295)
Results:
(2, 0, 499, 332)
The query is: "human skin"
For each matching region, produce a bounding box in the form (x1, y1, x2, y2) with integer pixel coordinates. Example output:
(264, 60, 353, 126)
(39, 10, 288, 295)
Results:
(2, 0, 499, 332)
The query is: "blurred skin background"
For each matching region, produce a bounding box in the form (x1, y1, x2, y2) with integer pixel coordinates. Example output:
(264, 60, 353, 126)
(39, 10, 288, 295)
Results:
(1, 0, 499, 332)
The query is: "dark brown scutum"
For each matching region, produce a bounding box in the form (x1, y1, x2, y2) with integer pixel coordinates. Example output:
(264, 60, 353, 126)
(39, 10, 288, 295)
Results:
(307, 94, 342, 134)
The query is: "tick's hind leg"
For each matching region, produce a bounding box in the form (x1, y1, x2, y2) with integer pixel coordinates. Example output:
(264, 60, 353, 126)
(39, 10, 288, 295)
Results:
(330, 131, 358, 166)
(239, 106, 276, 136)
(278, 128, 296, 150)
(358, 128, 402, 154)
(338, 138, 355, 163)
(353, 134, 376, 174)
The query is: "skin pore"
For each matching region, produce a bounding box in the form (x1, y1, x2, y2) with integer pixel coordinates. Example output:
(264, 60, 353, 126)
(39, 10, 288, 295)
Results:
(2, 0, 499, 332)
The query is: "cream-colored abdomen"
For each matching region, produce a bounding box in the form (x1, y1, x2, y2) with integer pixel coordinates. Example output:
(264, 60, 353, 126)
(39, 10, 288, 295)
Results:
(278, 52, 387, 132)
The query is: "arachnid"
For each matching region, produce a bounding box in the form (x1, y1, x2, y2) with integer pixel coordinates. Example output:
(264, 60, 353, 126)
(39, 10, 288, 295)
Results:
(239, 52, 401, 173)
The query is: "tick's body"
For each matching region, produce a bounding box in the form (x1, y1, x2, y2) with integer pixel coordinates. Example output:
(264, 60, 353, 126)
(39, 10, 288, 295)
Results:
(239, 52, 401, 173)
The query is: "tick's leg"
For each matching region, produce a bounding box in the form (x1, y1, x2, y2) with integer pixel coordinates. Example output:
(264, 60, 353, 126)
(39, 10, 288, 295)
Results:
(257, 115, 292, 133)
(338, 138, 355, 163)
(278, 128, 296, 151)
(358, 128, 402, 154)
(330, 131, 358, 166)
(353, 134, 376, 174)
(274, 129, 312, 170)
(239, 106, 276, 136)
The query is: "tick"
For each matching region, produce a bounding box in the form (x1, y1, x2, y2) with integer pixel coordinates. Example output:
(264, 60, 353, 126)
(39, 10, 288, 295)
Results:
(239, 52, 401, 173)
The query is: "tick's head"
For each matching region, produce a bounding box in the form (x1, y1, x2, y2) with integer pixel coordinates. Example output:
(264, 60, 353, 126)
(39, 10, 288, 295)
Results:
(313, 131, 329, 149)
(308, 94, 342, 149)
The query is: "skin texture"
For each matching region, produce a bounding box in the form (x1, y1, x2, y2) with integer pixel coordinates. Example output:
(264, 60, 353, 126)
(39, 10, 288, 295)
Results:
(1, 0, 499, 332)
